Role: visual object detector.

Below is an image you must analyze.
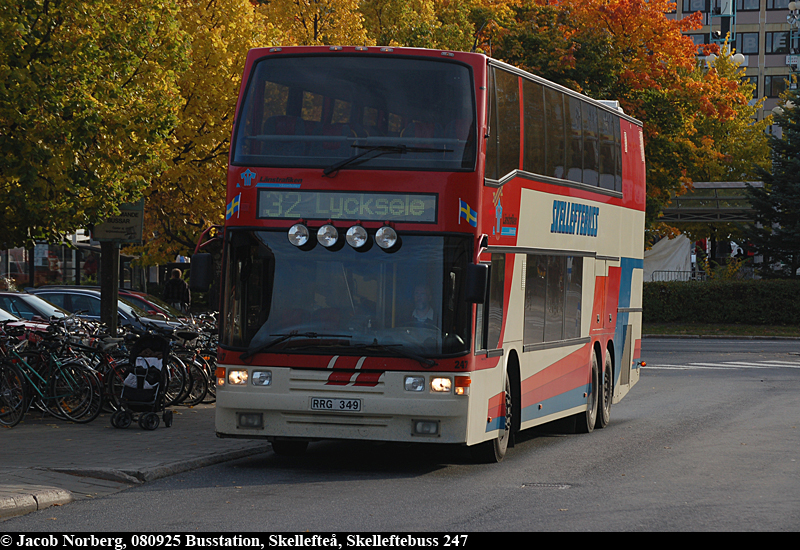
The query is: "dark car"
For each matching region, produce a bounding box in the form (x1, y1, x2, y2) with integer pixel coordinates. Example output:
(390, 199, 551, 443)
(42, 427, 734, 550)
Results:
(28, 287, 185, 332)
(31, 286, 184, 321)
(117, 289, 184, 320)
(0, 291, 70, 322)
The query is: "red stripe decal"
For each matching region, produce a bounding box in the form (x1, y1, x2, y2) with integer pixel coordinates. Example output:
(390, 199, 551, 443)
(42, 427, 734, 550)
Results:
(487, 391, 506, 419)
(326, 371, 352, 385)
(353, 371, 382, 387)
(520, 343, 591, 410)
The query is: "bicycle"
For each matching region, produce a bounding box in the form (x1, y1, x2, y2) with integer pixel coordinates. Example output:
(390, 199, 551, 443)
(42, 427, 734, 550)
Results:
(0, 358, 26, 428)
(1, 325, 104, 424)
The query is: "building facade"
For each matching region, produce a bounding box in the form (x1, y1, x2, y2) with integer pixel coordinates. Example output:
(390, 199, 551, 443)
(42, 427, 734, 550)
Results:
(674, 0, 798, 123)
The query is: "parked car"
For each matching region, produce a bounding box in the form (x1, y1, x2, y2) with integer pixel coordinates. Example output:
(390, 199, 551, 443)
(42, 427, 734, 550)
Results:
(31, 286, 184, 321)
(0, 303, 51, 333)
(0, 307, 19, 322)
(0, 291, 70, 321)
(28, 287, 185, 333)
(117, 289, 184, 320)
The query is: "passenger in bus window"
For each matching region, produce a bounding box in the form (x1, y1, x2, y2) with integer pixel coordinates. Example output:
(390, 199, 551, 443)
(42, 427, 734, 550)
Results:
(411, 284, 438, 326)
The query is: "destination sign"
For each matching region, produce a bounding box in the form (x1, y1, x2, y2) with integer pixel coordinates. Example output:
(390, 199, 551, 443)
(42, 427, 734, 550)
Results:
(257, 190, 437, 223)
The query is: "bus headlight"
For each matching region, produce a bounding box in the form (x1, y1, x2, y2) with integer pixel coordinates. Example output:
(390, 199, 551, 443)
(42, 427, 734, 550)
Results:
(288, 223, 310, 247)
(375, 225, 398, 250)
(251, 370, 272, 386)
(317, 224, 339, 247)
(345, 224, 369, 249)
(431, 377, 452, 393)
(404, 376, 425, 392)
(228, 369, 248, 385)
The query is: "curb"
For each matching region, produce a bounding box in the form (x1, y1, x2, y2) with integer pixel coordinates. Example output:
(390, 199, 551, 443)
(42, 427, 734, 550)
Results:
(0, 488, 73, 520)
(49, 446, 271, 484)
(127, 445, 271, 483)
(1, 445, 270, 521)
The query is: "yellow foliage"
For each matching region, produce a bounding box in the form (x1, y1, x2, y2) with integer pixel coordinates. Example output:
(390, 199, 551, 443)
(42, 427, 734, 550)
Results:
(262, 0, 372, 46)
(130, 0, 278, 265)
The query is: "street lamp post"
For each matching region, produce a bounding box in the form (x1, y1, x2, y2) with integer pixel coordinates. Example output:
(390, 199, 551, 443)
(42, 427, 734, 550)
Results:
(788, 2, 800, 74)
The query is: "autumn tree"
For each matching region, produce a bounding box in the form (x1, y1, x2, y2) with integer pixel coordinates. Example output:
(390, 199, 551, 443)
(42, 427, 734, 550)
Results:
(360, 0, 473, 50)
(491, 0, 769, 239)
(0, 0, 189, 249)
(260, 0, 371, 45)
(129, 0, 280, 265)
(673, 49, 771, 256)
(490, 2, 621, 94)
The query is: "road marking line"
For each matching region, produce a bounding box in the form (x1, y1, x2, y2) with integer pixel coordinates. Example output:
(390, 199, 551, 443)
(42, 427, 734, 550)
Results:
(645, 361, 800, 370)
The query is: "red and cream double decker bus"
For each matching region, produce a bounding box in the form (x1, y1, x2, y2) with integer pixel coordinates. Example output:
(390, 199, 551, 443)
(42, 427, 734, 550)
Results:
(208, 46, 645, 462)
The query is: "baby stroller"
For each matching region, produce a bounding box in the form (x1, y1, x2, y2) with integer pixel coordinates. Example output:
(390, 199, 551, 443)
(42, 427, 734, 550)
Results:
(110, 334, 173, 430)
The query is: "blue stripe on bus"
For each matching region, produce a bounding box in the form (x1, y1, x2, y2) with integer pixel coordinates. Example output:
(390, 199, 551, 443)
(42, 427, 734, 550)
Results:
(486, 416, 506, 432)
(519, 384, 591, 424)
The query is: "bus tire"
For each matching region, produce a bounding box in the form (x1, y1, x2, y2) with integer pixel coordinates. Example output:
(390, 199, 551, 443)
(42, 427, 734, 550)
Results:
(470, 371, 512, 463)
(575, 351, 599, 434)
(271, 438, 309, 456)
(595, 351, 613, 429)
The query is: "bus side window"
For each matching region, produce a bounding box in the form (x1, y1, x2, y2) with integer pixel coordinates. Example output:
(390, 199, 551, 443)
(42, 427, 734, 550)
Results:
(487, 254, 505, 351)
(485, 68, 498, 180)
(523, 79, 545, 176)
(599, 109, 616, 190)
(475, 254, 505, 352)
(495, 69, 520, 178)
(544, 87, 566, 179)
(566, 96, 583, 184)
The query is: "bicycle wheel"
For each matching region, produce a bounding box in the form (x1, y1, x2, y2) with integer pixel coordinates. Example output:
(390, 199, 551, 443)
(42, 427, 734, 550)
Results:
(51, 362, 102, 423)
(164, 355, 186, 407)
(0, 360, 27, 428)
(74, 366, 104, 423)
(14, 351, 66, 420)
(198, 351, 217, 404)
(183, 360, 208, 407)
(104, 359, 130, 411)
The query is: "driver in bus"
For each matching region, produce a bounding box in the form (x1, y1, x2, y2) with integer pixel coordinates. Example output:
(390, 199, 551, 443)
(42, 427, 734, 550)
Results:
(411, 284, 438, 326)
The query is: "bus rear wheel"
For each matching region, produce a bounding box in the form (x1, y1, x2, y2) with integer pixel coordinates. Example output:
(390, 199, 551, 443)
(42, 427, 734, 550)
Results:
(575, 351, 599, 434)
(471, 372, 512, 463)
(595, 352, 613, 429)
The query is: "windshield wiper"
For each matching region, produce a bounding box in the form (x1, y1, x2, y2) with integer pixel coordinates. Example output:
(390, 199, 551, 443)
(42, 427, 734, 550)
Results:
(354, 341, 437, 368)
(323, 144, 452, 177)
(240, 331, 352, 360)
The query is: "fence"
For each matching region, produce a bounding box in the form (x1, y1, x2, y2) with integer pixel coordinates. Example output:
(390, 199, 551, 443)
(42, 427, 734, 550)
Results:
(650, 270, 707, 282)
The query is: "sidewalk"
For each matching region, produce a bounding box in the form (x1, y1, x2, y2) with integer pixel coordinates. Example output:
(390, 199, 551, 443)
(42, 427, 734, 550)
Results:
(0, 403, 270, 520)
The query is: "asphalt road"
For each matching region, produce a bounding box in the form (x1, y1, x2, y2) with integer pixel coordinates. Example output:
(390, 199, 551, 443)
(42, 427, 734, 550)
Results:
(4, 338, 800, 532)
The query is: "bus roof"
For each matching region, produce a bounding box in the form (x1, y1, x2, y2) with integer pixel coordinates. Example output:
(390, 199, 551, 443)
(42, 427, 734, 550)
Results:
(242, 46, 642, 127)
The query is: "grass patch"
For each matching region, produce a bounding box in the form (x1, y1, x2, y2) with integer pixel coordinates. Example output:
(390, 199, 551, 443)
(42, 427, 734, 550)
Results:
(643, 323, 800, 338)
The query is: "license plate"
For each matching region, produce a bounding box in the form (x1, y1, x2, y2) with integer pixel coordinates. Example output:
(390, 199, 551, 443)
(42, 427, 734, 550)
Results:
(310, 397, 362, 412)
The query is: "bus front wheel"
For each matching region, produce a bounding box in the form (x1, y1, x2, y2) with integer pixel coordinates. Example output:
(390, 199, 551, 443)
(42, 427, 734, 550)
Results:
(471, 372, 512, 463)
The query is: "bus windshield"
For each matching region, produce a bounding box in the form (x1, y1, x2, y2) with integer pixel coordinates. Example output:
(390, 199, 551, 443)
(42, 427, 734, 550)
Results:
(221, 230, 472, 359)
(232, 55, 476, 171)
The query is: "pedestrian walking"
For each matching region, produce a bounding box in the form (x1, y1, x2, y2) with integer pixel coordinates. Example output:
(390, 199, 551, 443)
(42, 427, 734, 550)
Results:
(163, 268, 191, 314)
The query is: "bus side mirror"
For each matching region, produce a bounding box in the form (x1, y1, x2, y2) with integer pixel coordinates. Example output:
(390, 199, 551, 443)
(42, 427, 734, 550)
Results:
(190, 253, 213, 292)
(465, 263, 488, 304)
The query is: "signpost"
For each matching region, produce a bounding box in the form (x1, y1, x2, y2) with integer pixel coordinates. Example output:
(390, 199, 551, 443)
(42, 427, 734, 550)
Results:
(92, 200, 145, 335)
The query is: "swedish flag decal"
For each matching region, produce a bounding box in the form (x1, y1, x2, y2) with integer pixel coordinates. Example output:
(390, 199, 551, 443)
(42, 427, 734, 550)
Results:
(226, 193, 241, 220)
(459, 199, 477, 227)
